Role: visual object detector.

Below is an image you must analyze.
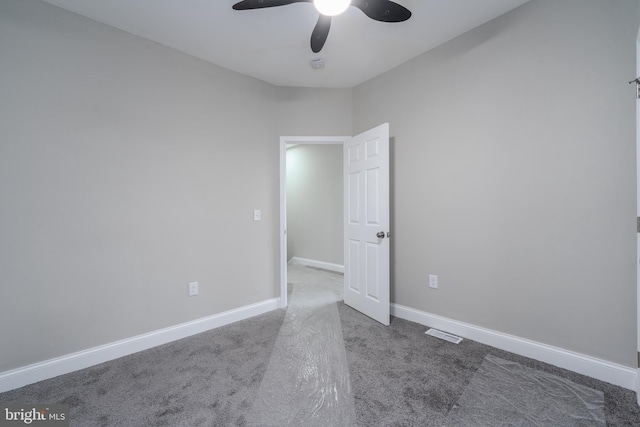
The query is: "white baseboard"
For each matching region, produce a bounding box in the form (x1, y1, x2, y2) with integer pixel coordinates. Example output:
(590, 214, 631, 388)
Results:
(288, 257, 344, 273)
(0, 298, 280, 393)
(391, 303, 638, 391)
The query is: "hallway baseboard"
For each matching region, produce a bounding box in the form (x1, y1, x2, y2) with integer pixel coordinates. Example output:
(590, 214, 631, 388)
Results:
(288, 257, 344, 274)
(391, 303, 637, 391)
(0, 298, 279, 393)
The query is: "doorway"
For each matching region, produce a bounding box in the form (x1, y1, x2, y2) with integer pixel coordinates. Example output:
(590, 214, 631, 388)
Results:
(279, 124, 391, 325)
(279, 136, 348, 308)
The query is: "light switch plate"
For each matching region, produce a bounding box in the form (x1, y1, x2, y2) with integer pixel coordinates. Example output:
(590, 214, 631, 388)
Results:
(253, 209, 261, 222)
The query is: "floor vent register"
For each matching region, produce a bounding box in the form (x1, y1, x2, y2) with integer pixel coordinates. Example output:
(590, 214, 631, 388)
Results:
(425, 328, 463, 344)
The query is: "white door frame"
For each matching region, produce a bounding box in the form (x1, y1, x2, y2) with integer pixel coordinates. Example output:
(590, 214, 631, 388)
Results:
(279, 136, 348, 308)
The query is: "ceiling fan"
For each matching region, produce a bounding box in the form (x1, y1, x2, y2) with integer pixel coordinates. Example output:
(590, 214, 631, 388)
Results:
(232, 0, 412, 53)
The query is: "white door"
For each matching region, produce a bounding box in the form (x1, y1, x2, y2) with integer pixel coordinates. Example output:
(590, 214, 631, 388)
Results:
(344, 123, 390, 325)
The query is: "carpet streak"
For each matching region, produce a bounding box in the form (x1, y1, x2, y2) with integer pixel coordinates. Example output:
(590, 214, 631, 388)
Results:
(246, 264, 356, 426)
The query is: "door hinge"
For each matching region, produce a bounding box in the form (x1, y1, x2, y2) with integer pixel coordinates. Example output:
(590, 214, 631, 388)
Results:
(637, 217, 640, 233)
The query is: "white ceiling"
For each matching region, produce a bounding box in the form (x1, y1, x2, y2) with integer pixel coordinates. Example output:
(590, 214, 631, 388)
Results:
(40, 0, 530, 88)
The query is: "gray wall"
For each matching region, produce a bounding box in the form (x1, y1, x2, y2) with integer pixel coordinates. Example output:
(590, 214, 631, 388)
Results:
(1, 0, 638, 374)
(0, 0, 280, 372)
(353, 0, 638, 366)
(276, 87, 353, 136)
(286, 144, 343, 265)
(0, 0, 351, 372)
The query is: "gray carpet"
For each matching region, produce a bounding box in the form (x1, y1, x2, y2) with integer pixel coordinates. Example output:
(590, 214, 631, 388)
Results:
(1, 265, 639, 426)
(443, 355, 605, 426)
(337, 294, 640, 426)
(0, 308, 286, 426)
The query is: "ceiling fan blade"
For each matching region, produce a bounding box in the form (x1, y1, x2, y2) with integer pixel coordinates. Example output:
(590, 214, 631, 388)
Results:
(351, 0, 411, 22)
(311, 14, 331, 53)
(233, 0, 311, 10)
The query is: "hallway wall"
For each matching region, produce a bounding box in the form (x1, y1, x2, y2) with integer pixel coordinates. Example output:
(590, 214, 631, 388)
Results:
(286, 144, 343, 266)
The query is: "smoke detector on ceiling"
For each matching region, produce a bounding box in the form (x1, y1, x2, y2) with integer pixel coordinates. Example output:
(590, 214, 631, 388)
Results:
(310, 58, 325, 69)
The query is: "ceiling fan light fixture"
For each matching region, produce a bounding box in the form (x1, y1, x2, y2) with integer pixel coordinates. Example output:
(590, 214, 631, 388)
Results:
(314, 0, 351, 16)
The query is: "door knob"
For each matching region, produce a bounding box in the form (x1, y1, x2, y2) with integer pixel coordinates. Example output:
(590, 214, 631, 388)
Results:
(376, 231, 385, 239)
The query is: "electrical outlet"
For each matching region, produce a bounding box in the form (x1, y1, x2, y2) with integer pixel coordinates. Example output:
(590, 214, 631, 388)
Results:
(189, 281, 199, 296)
(429, 274, 438, 289)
